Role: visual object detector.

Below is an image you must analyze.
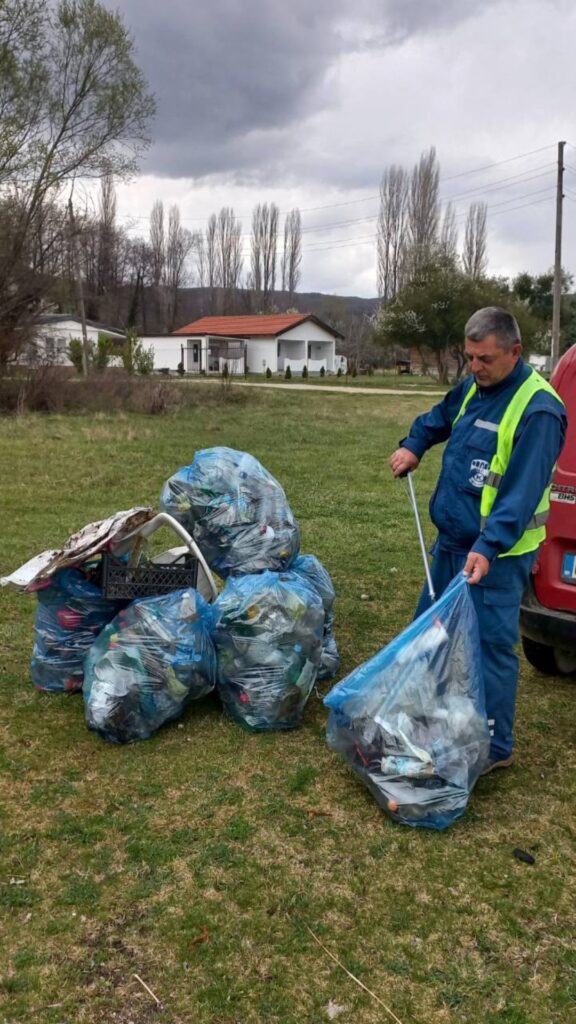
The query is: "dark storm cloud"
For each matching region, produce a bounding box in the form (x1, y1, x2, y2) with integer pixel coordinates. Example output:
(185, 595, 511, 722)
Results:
(116, 0, 503, 181)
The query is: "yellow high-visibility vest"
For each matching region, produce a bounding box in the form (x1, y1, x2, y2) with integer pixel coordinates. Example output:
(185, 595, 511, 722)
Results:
(453, 367, 564, 557)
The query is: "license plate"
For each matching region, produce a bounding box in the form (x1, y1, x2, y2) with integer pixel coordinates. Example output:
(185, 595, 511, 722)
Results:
(561, 552, 576, 584)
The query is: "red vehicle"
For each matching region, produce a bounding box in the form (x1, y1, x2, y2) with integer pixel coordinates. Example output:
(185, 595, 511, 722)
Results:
(520, 345, 576, 675)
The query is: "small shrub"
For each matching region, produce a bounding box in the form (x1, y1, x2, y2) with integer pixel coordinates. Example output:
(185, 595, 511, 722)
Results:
(177, 361, 185, 376)
(320, 366, 325, 378)
(336, 367, 342, 377)
(302, 365, 308, 379)
(285, 365, 292, 380)
(134, 344, 154, 376)
(121, 328, 153, 375)
(94, 334, 115, 372)
(68, 337, 94, 374)
(265, 366, 272, 379)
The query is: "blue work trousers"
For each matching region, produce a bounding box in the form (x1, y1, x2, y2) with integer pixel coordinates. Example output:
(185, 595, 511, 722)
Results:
(414, 546, 537, 761)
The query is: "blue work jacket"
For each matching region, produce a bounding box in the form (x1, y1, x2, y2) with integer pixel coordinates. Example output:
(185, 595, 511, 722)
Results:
(401, 360, 567, 562)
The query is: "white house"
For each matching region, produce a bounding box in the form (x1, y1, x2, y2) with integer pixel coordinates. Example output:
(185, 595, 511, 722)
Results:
(30, 314, 125, 364)
(141, 313, 344, 375)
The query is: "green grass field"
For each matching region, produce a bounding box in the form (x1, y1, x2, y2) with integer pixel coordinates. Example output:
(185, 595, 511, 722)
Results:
(0, 387, 574, 1024)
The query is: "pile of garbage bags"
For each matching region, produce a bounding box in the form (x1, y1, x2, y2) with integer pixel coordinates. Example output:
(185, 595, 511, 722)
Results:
(3, 450, 340, 744)
(84, 588, 216, 743)
(213, 570, 325, 731)
(324, 575, 489, 830)
(158, 448, 339, 732)
(160, 447, 301, 577)
(31, 564, 125, 693)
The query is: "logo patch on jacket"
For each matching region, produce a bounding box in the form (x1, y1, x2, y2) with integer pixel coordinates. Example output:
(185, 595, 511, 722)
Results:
(469, 458, 489, 488)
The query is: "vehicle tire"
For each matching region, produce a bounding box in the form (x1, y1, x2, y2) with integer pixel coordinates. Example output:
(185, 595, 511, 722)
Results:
(522, 636, 576, 677)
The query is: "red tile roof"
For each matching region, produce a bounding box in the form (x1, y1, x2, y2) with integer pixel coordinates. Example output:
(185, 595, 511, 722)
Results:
(173, 313, 343, 339)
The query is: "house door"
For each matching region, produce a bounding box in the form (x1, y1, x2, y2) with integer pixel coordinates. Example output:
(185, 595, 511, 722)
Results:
(187, 340, 201, 371)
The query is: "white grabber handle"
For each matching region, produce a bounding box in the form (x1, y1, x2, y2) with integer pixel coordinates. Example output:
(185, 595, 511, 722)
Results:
(405, 472, 436, 604)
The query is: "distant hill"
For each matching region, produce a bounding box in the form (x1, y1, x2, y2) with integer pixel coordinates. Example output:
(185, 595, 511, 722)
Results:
(174, 287, 379, 329)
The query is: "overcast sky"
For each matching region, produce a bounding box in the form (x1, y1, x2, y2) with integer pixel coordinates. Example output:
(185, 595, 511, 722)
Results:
(110, 0, 576, 297)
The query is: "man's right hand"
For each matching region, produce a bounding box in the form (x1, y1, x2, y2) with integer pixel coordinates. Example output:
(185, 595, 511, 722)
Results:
(389, 447, 420, 478)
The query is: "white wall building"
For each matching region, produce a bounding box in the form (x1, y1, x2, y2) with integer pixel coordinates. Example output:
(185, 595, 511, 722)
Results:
(29, 314, 125, 364)
(160, 313, 344, 375)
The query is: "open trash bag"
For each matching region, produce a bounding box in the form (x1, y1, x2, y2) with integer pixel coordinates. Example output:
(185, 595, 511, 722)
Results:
(213, 570, 324, 731)
(83, 588, 216, 743)
(324, 575, 490, 830)
(31, 563, 125, 693)
(292, 554, 340, 680)
(159, 448, 300, 577)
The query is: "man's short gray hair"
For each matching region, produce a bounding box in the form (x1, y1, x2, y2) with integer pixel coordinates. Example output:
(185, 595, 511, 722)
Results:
(464, 307, 522, 350)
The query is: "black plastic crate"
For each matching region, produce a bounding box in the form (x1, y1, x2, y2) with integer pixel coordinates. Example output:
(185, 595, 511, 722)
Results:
(101, 552, 198, 600)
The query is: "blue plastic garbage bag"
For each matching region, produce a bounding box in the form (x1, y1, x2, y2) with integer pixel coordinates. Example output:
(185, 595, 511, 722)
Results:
(324, 575, 490, 830)
(292, 554, 340, 680)
(83, 588, 217, 743)
(213, 570, 324, 731)
(31, 563, 124, 693)
(159, 447, 300, 577)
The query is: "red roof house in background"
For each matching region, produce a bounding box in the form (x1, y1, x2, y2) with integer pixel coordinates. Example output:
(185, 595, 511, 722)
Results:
(139, 313, 345, 375)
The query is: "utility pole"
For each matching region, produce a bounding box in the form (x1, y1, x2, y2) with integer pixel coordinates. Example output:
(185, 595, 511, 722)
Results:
(67, 197, 90, 377)
(551, 140, 565, 371)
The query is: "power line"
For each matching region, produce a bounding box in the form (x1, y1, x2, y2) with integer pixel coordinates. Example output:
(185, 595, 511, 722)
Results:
(440, 164, 555, 205)
(297, 194, 557, 255)
(438, 143, 556, 182)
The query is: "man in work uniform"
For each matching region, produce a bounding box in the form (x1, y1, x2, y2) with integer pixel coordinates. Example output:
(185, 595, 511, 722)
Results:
(389, 307, 567, 774)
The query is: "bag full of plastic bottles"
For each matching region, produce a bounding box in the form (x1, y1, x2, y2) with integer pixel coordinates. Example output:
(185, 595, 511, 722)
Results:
(31, 562, 125, 693)
(83, 588, 217, 743)
(291, 554, 340, 680)
(213, 570, 324, 731)
(324, 574, 490, 830)
(159, 447, 300, 577)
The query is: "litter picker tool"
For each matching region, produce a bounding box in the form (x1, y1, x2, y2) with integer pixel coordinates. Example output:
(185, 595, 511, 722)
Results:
(405, 472, 436, 604)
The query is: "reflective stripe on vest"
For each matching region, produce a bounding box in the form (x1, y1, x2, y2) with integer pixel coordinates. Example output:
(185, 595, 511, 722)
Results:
(453, 366, 564, 557)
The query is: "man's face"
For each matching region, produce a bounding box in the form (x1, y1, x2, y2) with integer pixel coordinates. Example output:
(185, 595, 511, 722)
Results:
(464, 333, 522, 387)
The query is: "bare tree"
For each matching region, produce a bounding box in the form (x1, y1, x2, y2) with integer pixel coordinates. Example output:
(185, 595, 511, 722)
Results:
(407, 147, 440, 276)
(125, 237, 152, 331)
(376, 165, 409, 302)
(192, 230, 206, 287)
(281, 208, 302, 305)
(250, 202, 279, 311)
(462, 202, 488, 279)
(439, 201, 458, 262)
(164, 204, 193, 330)
(149, 199, 165, 288)
(216, 207, 243, 312)
(97, 170, 117, 296)
(205, 213, 218, 313)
